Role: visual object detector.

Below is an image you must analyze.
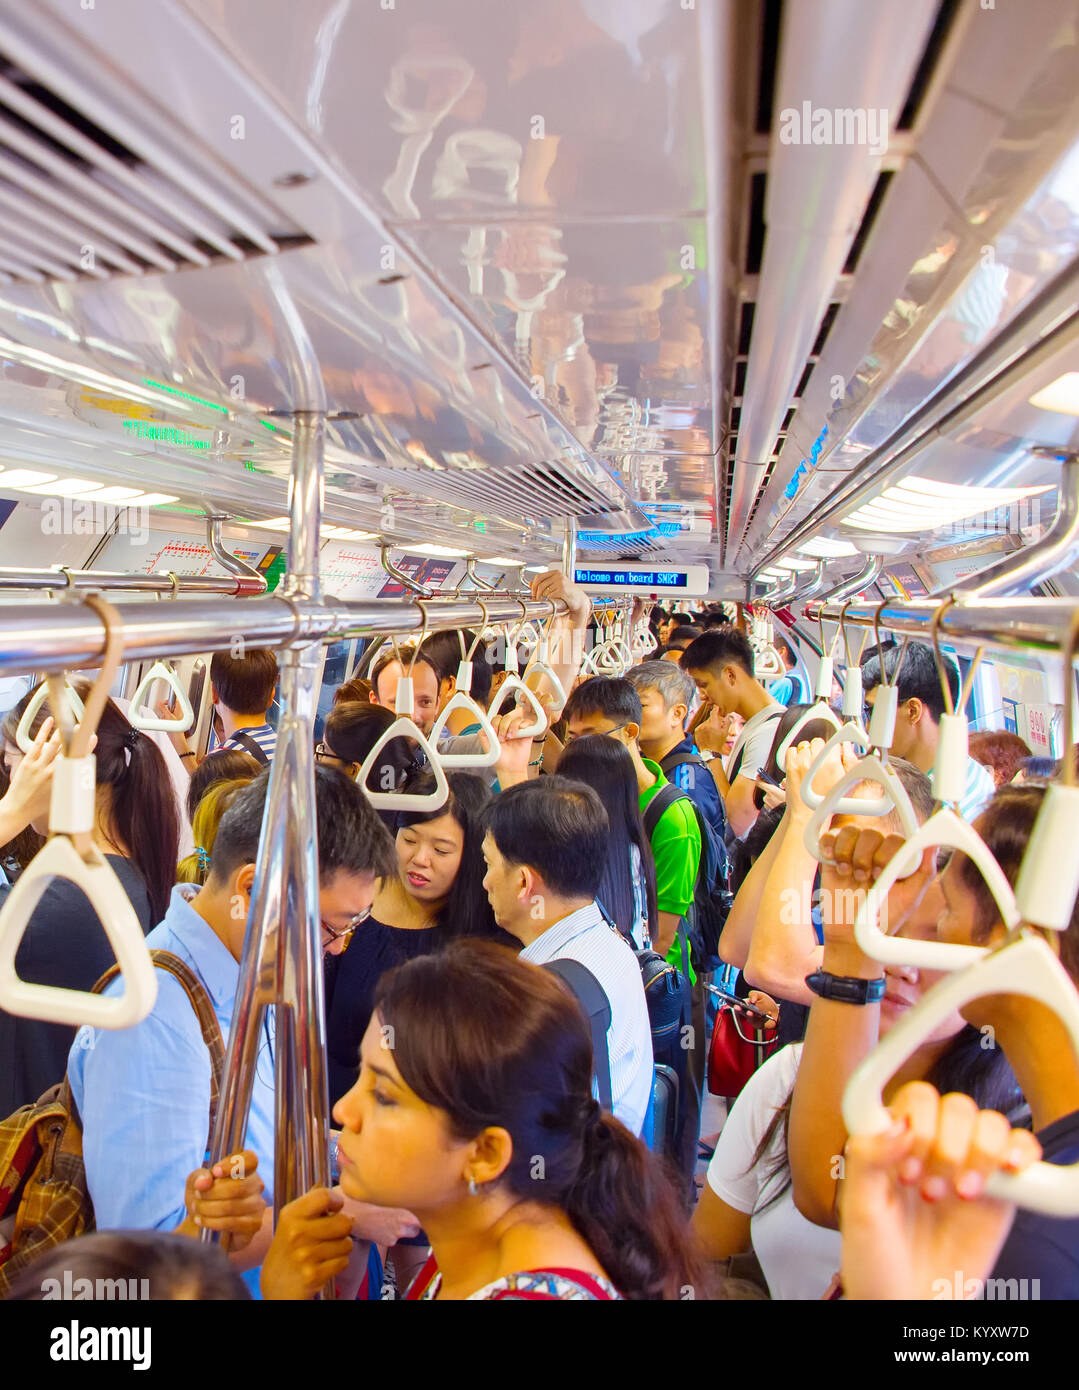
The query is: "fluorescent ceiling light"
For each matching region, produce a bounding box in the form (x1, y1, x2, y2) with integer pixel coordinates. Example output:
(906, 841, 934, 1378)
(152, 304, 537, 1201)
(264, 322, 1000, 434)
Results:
(136, 493, 180, 506)
(477, 556, 520, 566)
(20, 477, 104, 497)
(0, 469, 57, 488)
(523, 565, 548, 573)
(324, 527, 376, 540)
(842, 475, 1052, 532)
(796, 537, 859, 558)
(90, 486, 148, 502)
(1029, 373, 1079, 416)
(775, 556, 817, 572)
(410, 544, 471, 557)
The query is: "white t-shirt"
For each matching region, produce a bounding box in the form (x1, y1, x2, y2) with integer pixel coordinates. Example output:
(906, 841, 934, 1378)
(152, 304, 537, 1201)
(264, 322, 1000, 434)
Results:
(707, 1043, 841, 1300)
(724, 703, 783, 784)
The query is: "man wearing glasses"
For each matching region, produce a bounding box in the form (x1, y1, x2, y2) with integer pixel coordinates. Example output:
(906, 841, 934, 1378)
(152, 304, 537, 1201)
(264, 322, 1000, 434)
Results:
(69, 766, 397, 1296)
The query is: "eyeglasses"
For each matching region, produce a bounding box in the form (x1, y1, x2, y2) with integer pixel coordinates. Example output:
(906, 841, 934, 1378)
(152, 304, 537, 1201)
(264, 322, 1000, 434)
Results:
(563, 721, 630, 746)
(321, 904, 374, 944)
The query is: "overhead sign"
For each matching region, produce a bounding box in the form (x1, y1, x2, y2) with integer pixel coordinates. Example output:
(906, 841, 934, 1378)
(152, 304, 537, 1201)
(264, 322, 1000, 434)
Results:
(574, 564, 709, 596)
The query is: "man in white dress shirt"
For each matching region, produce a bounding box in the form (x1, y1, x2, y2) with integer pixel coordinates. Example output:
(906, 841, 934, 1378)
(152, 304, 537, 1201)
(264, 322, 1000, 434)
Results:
(481, 777, 653, 1137)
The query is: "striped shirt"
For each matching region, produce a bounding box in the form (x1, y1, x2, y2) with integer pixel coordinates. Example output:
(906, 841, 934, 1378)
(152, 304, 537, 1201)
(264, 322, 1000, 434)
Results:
(520, 901, 653, 1136)
(214, 723, 277, 763)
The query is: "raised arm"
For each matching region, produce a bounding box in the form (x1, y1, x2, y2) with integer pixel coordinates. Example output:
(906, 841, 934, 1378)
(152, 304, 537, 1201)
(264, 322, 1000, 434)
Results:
(788, 825, 938, 1229)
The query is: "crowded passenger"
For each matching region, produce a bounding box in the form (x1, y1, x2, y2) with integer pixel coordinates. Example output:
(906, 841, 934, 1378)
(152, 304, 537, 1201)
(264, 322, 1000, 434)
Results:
(562, 678, 700, 969)
(481, 778, 653, 1136)
(680, 628, 784, 838)
(177, 776, 256, 887)
(860, 642, 994, 819)
(66, 767, 395, 1294)
(325, 769, 511, 1109)
(968, 728, 1033, 788)
(789, 782, 1079, 1296)
(0, 687, 180, 1114)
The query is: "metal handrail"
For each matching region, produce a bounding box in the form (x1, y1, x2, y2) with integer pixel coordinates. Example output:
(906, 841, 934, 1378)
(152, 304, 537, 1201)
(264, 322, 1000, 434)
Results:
(379, 541, 434, 598)
(955, 452, 1079, 600)
(0, 566, 259, 595)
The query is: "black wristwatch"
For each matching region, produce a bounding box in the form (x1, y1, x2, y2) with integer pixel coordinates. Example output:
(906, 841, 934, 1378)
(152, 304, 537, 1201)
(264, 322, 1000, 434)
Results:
(805, 971, 886, 1005)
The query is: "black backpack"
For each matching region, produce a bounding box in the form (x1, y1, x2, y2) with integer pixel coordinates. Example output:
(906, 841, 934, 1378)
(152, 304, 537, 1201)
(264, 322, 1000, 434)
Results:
(643, 784, 732, 972)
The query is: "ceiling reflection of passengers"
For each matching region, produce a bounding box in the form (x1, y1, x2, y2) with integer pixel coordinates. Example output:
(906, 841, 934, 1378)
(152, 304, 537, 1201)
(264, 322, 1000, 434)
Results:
(369, 648, 441, 737)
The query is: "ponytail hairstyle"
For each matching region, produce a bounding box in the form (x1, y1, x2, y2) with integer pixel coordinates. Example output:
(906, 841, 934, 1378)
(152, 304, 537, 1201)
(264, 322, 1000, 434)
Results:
(3, 680, 180, 923)
(178, 777, 256, 886)
(374, 938, 709, 1299)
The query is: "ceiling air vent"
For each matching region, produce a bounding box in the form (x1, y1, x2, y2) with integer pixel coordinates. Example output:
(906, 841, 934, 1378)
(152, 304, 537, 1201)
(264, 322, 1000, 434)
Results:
(0, 53, 312, 284)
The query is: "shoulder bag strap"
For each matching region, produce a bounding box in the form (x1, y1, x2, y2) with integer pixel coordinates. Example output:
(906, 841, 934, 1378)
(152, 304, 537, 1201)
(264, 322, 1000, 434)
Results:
(229, 730, 270, 766)
(92, 950, 225, 1151)
(544, 958, 613, 1112)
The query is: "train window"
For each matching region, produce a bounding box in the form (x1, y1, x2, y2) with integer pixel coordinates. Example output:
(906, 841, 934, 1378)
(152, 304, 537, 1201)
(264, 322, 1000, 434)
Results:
(314, 640, 351, 743)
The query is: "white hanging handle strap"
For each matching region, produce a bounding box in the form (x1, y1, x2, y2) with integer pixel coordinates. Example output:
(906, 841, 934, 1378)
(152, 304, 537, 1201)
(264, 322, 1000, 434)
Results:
(850, 805, 1020, 969)
(15, 681, 84, 754)
(0, 596, 158, 1028)
(843, 932, 1079, 1216)
(774, 693, 841, 768)
(800, 721, 871, 810)
(523, 602, 568, 709)
(488, 673, 549, 740)
(358, 673, 451, 810)
(129, 660, 195, 732)
(802, 751, 921, 858)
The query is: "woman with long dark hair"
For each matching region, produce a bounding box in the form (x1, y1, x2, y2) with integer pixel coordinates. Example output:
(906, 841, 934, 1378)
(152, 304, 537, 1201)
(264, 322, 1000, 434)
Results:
(262, 939, 709, 1300)
(556, 735, 658, 949)
(325, 769, 511, 1108)
(0, 682, 180, 1112)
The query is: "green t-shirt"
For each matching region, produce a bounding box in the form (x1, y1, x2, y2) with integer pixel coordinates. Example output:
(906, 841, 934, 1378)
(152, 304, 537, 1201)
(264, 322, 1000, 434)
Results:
(639, 757, 701, 980)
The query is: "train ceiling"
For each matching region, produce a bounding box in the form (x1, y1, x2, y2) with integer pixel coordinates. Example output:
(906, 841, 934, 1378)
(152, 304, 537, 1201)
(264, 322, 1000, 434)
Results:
(0, 0, 1075, 584)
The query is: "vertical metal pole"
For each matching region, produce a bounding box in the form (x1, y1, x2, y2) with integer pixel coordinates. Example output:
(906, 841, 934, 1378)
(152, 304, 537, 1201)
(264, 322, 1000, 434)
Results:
(203, 413, 329, 1270)
(273, 413, 329, 1215)
(561, 516, 577, 578)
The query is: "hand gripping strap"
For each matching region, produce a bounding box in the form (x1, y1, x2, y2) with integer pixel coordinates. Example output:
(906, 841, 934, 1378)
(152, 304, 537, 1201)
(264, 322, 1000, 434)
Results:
(15, 681, 84, 754)
(128, 661, 195, 732)
(0, 837, 157, 1028)
(487, 674, 548, 739)
(774, 699, 842, 769)
(851, 807, 1020, 970)
(800, 721, 871, 810)
(523, 631, 568, 710)
(802, 753, 920, 860)
(843, 933, 1079, 1216)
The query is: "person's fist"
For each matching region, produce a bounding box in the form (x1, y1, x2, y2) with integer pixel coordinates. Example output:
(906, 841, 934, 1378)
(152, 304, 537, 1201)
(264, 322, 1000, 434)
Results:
(183, 1150, 266, 1251)
(260, 1186, 355, 1300)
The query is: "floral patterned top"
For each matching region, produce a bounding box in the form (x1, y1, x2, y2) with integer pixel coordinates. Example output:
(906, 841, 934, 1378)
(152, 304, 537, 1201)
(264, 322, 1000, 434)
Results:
(405, 1255, 621, 1301)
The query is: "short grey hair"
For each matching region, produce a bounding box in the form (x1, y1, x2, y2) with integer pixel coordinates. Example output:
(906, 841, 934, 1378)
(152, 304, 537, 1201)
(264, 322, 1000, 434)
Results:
(626, 660, 696, 712)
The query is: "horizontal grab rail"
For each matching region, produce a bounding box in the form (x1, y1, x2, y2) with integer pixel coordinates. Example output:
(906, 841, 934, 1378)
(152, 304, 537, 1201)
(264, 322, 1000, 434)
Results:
(0, 594, 576, 676)
(0, 567, 265, 596)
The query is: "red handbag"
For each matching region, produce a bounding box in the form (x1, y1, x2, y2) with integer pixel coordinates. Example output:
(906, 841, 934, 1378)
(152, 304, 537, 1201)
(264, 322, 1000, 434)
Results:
(707, 1004, 780, 1099)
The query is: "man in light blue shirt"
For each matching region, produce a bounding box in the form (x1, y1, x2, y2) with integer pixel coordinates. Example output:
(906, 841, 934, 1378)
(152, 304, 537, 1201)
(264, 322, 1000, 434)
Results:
(481, 778, 653, 1136)
(862, 641, 996, 822)
(68, 765, 396, 1289)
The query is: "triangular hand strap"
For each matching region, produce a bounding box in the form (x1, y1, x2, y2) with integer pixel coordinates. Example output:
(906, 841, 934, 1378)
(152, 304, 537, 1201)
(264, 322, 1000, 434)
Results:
(488, 674, 548, 739)
(0, 835, 157, 1028)
(754, 646, 784, 677)
(358, 717, 450, 810)
(800, 721, 871, 810)
(428, 691, 501, 768)
(843, 932, 1079, 1216)
(15, 680, 84, 753)
(803, 753, 921, 858)
(128, 660, 195, 732)
(851, 806, 1020, 970)
(774, 699, 842, 767)
(523, 632, 567, 710)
